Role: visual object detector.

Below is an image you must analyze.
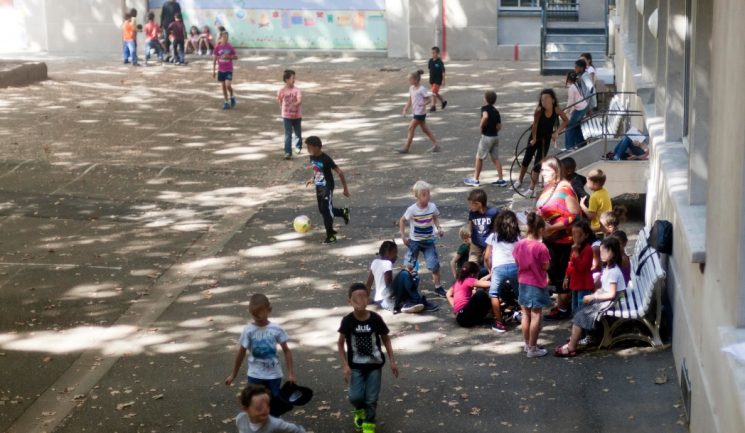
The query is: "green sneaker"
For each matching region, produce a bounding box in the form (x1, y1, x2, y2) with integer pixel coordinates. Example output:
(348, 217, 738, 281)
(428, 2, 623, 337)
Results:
(342, 207, 350, 225)
(322, 234, 337, 244)
(353, 409, 365, 430)
(362, 422, 376, 433)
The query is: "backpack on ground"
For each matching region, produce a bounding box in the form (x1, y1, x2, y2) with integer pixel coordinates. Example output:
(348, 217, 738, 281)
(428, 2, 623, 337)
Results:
(635, 219, 673, 276)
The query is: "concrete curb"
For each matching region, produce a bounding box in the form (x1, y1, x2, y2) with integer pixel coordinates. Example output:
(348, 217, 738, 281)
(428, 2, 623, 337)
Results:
(0, 61, 48, 88)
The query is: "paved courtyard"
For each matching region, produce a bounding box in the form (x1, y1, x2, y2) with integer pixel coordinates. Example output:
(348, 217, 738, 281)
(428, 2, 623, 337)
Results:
(0, 54, 686, 432)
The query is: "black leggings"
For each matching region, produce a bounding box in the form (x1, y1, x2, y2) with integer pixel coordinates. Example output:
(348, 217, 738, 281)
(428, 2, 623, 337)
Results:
(316, 188, 344, 237)
(521, 137, 550, 173)
(455, 290, 491, 328)
(545, 241, 572, 293)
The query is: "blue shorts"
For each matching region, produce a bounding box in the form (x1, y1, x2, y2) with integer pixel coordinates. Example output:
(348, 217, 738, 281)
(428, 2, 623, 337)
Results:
(248, 376, 281, 396)
(413, 114, 427, 121)
(489, 263, 518, 298)
(404, 240, 440, 272)
(518, 284, 552, 309)
(217, 71, 233, 82)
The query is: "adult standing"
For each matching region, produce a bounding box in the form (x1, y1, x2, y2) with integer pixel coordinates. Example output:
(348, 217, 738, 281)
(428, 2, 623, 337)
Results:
(160, 0, 181, 60)
(534, 156, 580, 320)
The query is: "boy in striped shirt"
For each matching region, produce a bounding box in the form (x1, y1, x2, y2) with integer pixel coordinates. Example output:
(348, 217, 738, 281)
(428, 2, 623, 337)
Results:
(399, 180, 446, 297)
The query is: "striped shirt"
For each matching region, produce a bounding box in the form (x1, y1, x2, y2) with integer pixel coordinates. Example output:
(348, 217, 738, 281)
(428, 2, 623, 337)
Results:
(537, 182, 579, 244)
(403, 202, 440, 242)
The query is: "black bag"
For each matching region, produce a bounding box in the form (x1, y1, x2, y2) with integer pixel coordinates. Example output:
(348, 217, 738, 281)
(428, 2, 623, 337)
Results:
(647, 220, 673, 255)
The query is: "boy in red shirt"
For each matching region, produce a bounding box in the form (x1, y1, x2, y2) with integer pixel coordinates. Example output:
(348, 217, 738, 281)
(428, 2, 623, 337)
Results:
(143, 12, 163, 65)
(212, 31, 237, 110)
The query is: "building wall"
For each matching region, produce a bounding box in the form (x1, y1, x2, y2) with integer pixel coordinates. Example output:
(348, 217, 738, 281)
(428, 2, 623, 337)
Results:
(613, 0, 745, 432)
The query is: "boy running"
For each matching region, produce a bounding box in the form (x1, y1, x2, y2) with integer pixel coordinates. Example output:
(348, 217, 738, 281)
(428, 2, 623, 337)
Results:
(305, 136, 350, 244)
(464, 90, 506, 186)
(428, 46, 447, 111)
(213, 31, 237, 110)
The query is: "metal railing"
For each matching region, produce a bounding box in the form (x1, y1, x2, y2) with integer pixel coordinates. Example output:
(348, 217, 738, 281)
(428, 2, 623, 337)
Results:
(545, 0, 579, 19)
(508, 91, 645, 197)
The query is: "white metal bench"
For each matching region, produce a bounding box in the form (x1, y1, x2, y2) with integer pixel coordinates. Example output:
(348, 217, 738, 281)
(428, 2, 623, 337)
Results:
(580, 94, 628, 142)
(598, 228, 667, 348)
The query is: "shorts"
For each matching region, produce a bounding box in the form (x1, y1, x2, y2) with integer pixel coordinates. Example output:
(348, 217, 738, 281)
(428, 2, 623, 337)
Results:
(518, 284, 552, 309)
(489, 263, 518, 298)
(404, 240, 440, 272)
(476, 135, 499, 160)
(431, 83, 441, 93)
(468, 243, 484, 263)
(413, 114, 427, 122)
(217, 71, 233, 82)
(248, 376, 281, 396)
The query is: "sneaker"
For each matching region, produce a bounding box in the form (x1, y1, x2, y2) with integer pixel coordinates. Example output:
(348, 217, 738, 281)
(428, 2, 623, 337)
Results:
(362, 422, 376, 433)
(491, 320, 507, 333)
(512, 311, 522, 323)
(322, 235, 337, 244)
(223, 101, 230, 110)
(433, 286, 447, 298)
(401, 302, 424, 313)
(524, 188, 534, 198)
(230, 96, 236, 108)
(342, 207, 350, 225)
(395, 148, 409, 154)
(544, 307, 570, 321)
(428, 145, 442, 153)
(491, 179, 508, 187)
(526, 346, 548, 358)
(512, 180, 522, 190)
(422, 296, 440, 312)
(578, 335, 596, 346)
(294, 145, 302, 155)
(353, 409, 365, 431)
(284, 152, 292, 160)
(463, 178, 480, 187)
(442, 100, 448, 109)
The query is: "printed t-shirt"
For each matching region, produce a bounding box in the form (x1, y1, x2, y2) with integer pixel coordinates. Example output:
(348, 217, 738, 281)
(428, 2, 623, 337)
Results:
(214, 43, 236, 72)
(588, 188, 612, 231)
(309, 152, 337, 190)
(122, 21, 135, 41)
(278, 86, 302, 119)
(481, 105, 501, 137)
(338, 311, 389, 371)
(370, 258, 393, 303)
(485, 233, 517, 268)
(469, 207, 498, 248)
(403, 202, 439, 242)
(238, 323, 289, 380)
(512, 238, 551, 287)
(599, 265, 627, 296)
(428, 58, 445, 84)
(410, 85, 429, 116)
(452, 277, 477, 313)
(144, 22, 160, 41)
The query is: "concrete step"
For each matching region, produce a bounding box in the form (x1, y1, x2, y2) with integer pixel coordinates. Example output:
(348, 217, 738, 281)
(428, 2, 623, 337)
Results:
(545, 41, 606, 50)
(577, 160, 649, 197)
(545, 34, 607, 43)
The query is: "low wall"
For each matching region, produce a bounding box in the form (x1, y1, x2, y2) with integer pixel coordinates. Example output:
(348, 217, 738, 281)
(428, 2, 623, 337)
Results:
(0, 62, 47, 88)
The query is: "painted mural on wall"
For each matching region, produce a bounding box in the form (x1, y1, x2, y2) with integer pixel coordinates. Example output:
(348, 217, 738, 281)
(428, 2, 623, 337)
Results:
(148, 0, 387, 50)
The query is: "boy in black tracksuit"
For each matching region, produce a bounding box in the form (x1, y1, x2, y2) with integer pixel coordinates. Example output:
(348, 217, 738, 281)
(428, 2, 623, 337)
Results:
(305, 136, 350, 244)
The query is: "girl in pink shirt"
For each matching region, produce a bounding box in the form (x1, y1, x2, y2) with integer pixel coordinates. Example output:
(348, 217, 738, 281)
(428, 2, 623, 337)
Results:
(277, 70, 303, 159)
(446, 262, 492, 328)
(512, 212, 552, 358)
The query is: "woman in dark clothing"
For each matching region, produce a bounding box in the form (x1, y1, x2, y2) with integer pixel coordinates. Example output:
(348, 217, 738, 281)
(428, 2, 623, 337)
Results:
(160, 0, 181, 58)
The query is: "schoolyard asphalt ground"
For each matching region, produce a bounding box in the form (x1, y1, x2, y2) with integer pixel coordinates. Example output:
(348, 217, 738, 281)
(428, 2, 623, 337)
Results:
(0, 53, 686, 433)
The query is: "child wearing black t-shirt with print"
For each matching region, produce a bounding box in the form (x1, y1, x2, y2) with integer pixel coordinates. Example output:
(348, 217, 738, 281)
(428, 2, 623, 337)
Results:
(428, 46, 447, 111)
(338, 283, 399, 433)
(464, 90, 505, 187)
(305, 136, 350, 244)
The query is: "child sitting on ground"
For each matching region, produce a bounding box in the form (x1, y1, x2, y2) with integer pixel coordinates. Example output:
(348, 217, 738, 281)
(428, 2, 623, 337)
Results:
(513, 212, 552, 358)
(198, 25, 213, 55)
(399, 180, 445, 297)
(365, 240, 438, 314)
(464, 90, 506, 186)
(236, 385, 306, 433)
(446, 262, 493, 328)
(465, 189, 499, 269)
(580, 169, 612, 233)
(555, 237, 626, 357)
(225, 294, 296, 397)
(186, 25, 200, 53)
(450, 224, 471, 283)
(484, 210, 521, 332)
(338, 283, 399, 433)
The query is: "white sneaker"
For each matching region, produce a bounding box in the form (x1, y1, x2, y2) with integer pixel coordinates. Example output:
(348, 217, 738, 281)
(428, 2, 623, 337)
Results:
(512, 180, 522, 190)
(526, 346, 548, 358)
(525, 188, 535, 198)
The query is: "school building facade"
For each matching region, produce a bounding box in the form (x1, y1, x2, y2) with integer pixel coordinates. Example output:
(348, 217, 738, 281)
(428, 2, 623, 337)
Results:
(612, 0, 745, 432)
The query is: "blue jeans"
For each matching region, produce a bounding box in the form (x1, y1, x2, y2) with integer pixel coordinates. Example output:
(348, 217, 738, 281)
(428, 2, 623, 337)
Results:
(391, 270, 423, 310)
(612, 136, 646, 160)
(404, 240, 440, 272)
(488, 263, 518, 299)
(248, 376, 282, 396)
(571, 290, 594, 316)
(564, 108, 587, 149)
(283, 118, 302, 154)
(145, 39, 164, 62)
(172, 40, 185, 64)
(122, 40, 137, 64)
(349, 368, 382, 423)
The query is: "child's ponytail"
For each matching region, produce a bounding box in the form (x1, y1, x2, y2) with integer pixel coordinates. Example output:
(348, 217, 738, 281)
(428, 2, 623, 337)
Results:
(409, 69, 424, 82)
(457, 261, 480, 283)
(526, 212, 546, 238)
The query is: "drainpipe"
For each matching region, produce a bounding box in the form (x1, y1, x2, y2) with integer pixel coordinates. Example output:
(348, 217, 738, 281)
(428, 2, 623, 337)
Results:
(441, 0, 447, 59)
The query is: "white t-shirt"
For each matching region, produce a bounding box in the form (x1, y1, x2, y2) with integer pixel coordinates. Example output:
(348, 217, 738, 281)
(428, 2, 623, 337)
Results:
(625, 126, 647, 145)
(403, 202, 440, 241)
(410, 85, 430, 115)
(238, 323, 289, 380)
(599, 265, 627, 296)
(370, 258, 393, 302)
(236, 413, 306, 433)
(485, 233, 517, 267)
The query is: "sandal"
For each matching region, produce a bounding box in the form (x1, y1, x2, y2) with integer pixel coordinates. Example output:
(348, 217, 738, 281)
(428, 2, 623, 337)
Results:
(554, 344, 578, 357)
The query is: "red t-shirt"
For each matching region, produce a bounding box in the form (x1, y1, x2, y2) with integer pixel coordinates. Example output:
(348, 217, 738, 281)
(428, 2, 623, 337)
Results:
(566, 243, 595, 291)
(144, 21, 161, 41)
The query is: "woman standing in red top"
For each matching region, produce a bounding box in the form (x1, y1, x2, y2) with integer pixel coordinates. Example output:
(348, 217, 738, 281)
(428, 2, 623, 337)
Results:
(564, 220, 596, 315)
(535, 156, 581, 320)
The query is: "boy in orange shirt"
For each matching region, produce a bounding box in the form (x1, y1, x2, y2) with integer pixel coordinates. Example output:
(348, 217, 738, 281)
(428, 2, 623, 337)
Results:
(122, 12, 138, 66)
